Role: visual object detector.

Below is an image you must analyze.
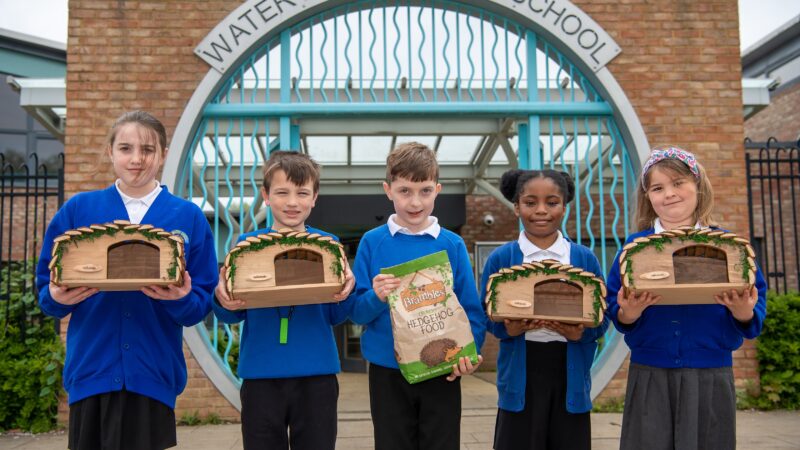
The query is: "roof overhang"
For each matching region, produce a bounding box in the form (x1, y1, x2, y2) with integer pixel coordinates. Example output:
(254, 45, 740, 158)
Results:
(6, 76, 66, 142)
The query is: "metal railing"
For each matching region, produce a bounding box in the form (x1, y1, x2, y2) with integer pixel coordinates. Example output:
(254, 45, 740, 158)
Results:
(745, 138, 800, 294)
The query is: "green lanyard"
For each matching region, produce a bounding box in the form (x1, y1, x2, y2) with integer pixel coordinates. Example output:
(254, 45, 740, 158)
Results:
(277, 306, 295, 344)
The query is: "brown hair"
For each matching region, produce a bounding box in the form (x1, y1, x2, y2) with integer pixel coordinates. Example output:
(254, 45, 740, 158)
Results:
(106, 110, 167, 151)
(385, 142, 439, 183)
(633, 151, 717, 231)
(262, 150, 321, 193)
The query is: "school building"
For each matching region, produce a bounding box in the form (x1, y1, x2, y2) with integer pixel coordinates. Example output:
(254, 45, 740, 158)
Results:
(3, 0, 798, 422)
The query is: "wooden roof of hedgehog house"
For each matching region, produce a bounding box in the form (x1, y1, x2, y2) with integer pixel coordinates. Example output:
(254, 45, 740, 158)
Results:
(222, 228, 347, 308)
(48, 220, 185, 291)
(619, 226, 756, 305)
(485, 259, 607, 327)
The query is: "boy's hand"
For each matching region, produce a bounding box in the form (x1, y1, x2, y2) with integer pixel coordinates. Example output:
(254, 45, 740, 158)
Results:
(617, 290, 660, 324)
(333, 264, 355, 302)
(715, 286, 757, 323)
(142, 271, 193, 300)
(49, 283, 98, 306)
(373, 274, 401, 302)
(543, 320, 584, 341)
(503, 318, 539, 337)
(446, 355, 483, 382)
(215, 268, 246, 310)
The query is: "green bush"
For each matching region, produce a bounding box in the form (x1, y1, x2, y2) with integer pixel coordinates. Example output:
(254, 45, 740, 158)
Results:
(0, 263, 64, 432)
(749, 291, 800, 409)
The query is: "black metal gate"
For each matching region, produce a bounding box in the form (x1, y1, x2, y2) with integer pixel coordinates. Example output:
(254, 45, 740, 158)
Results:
(0, 153, 64, 335)
(745, 138, 800, 294)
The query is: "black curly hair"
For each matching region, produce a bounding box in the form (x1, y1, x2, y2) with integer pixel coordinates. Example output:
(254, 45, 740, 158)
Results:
(499, 169, 575, 204)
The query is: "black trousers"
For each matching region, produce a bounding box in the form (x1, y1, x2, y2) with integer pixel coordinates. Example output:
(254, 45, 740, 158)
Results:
(68, 389, 176, 450)
(240, 375, 339, 450)
(369, 363, 461, 450)
(494, 341, 590, 450)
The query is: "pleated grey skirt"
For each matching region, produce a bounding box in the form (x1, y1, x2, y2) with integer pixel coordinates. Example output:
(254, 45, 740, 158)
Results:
(620, 363, 736, 450)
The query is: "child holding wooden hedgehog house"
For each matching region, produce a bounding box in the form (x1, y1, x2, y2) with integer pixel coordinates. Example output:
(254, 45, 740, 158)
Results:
(35, 111, 218, 450)
(479, 169, 609, 450)
(212, 150, 355, 450)
(605, 146, 768, 450)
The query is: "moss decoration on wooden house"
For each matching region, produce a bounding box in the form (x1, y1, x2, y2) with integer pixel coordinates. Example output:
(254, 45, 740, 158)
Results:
(222, 228, 346, 308)
(619, 226, 756, 305)
(49, 220, 185, 291)
(485, 259, 606, 327)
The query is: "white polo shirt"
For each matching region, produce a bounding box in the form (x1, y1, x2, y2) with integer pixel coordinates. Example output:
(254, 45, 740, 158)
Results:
(114, 179, 162, 225)
(387, 214, 441, 238)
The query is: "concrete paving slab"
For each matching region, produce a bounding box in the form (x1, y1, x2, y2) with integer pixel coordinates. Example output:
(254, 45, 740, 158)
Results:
(2, 373, 799, 449)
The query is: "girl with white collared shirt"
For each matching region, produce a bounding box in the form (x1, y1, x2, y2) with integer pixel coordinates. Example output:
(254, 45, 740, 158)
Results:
(480, 169, 608, 450)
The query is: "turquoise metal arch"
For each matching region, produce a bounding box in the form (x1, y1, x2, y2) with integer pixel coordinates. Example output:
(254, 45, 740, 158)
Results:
(167, 0, 644, 410)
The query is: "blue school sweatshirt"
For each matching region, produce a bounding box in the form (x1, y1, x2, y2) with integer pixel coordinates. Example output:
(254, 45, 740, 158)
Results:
(480, 240, 609, 413)
(35, 185, 217, 408)
(212, 226, 354, 379)
(350, 224, 486, 369)
(605, 228, 768, 369)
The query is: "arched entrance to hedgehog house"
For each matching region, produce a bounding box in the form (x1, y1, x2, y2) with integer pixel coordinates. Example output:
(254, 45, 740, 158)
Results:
(107, 241, 161, 279)
(533, 279, 584, 319)
(274, 248, 326, 286)
(673, 245, 730, 284)
(164, 0, 649, 409)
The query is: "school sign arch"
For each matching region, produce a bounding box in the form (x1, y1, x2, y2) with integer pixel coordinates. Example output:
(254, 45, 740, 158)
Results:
(163, 0, 649, 410)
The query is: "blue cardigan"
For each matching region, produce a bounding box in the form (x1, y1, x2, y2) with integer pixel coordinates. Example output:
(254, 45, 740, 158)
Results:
(350, 224, 486, 369)
(212, 226, 354, 379)
(36, 185, 217, 408)
(605, 228, 768, 368)
(480, 240, 609, 413)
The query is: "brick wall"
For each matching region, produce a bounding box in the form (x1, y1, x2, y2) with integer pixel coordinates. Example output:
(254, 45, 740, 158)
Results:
(65, 0, 755, 414)
(745, 81, 800, 142)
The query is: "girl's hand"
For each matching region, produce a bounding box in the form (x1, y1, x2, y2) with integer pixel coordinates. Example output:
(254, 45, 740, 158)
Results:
(49, 283, 98, 306)
(142, 271, 192, 301)
(372, 274, 401, 302)
(543, 320, 585, 341)
(333, 263, 355, 302)
(215, 267, 246, 310)
(617, 290, 661, 324)
(447, 355, 484, 382)
(715, 286, 757, 323)
(503, 319, 539, 337)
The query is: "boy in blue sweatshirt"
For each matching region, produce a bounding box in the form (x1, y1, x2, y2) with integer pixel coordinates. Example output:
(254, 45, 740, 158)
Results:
(350, 142, 486, 450)
(213, 151, 355, 450)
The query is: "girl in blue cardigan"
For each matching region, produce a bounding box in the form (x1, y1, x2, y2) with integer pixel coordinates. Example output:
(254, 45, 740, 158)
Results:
(36, 111, 218, 450)
(481, 169, 608, 450)
(605, 146, 767, 450)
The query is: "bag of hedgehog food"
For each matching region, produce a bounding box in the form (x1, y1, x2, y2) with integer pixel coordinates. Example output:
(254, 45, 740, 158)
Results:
(380, 250, 479, 384)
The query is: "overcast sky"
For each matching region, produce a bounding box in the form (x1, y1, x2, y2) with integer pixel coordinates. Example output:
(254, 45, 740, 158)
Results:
(0, 0, 798, 51)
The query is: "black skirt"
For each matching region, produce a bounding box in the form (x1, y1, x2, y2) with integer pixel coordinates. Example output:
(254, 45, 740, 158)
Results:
(494, 341, 590, 450)
(68, 389, 176, 450)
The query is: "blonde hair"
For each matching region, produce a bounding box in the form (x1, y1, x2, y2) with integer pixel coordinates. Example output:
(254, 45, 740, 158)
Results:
(633, 151, 716, 231)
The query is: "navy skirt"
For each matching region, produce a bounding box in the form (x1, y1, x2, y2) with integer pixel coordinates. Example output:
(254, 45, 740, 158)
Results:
(68, 389, 176, 450)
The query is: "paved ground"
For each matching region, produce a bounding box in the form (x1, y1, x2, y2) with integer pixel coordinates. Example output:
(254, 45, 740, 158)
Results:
(2, 372, 799, 449)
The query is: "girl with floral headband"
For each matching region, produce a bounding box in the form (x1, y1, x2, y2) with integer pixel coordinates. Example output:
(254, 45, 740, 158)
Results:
(604, 145, 767, 450)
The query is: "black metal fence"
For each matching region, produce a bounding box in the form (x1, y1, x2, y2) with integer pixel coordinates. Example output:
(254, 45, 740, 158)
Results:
(745, 138, 800, 294)
(0, 153, 64, 336)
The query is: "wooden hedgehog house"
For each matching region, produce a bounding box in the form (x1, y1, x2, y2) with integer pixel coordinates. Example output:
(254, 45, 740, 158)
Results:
(49, 220, 185, 290)
(619, 226, 756, 305)
(485, 260, 606, 327)
(222, 228, 347, 308)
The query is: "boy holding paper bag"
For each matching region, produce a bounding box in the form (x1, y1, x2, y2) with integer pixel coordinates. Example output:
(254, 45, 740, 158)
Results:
(350, 142, 486, 450)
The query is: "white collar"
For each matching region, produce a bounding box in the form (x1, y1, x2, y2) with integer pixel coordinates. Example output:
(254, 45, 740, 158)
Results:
(387, 214, 441, 238)
(115, 179, 162, 207)
(517, 230, 569, 258)
(653, 218, 704, 234)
